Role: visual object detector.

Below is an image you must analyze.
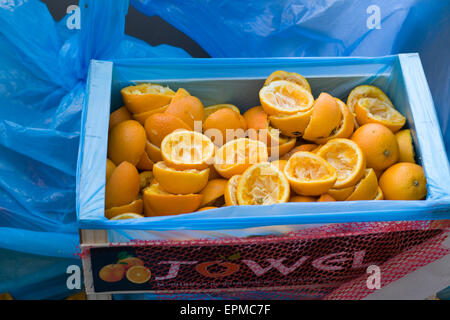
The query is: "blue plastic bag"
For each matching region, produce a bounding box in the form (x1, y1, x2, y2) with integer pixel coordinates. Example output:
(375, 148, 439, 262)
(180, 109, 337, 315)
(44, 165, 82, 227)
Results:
(0, 248, 81, 300)
(0, 0, 189, 298)
(131, 0, 450, 155)
(0, 0, 188, 257)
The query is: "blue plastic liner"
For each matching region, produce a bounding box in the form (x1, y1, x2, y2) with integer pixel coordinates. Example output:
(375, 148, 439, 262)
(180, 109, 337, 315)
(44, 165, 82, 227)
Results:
(0, 0, 189, 298)
(78, 55, 450, 232)
(0, 0, 188, 257)
(0, 248, 81, 300)
(131, 0, 450, 156)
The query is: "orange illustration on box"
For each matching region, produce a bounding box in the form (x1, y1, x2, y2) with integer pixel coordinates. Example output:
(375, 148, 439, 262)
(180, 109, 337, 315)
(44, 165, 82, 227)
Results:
(98, 252, 150, 284)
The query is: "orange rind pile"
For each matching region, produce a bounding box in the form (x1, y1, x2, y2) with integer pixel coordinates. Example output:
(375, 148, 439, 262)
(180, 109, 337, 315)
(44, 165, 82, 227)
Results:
(104, 75, 427, 220)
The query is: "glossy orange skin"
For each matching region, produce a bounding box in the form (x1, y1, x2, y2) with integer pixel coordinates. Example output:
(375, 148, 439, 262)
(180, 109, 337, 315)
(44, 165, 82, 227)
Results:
(144, 112, 191, 147)
(379, 162, 427, 200)
(303, 92, 342, 141)
(143, 184, 203, 216)
(109, 106, 132, 129)
(199, 179, 228, 207)
(105, 161, 140, 209)
(107, 120, 146, 166)
(165, 96, 205, 130)
(203, 108, 246, 146)
(351, 123, 399, 171)
(106, 158, 116, 182)
(317, 194, 336, 202)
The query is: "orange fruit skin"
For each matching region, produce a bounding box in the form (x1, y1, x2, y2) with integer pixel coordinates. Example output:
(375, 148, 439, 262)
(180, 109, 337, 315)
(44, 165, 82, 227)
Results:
(243, 106, 275, 145)
(143, 184, 203, 216)
(110, 213, 144, 220)
(99, 264, 126, 282)
(379, 163, 427, 200)
(204, 104, 241, 120)
(142, 194, 155, 217)
(264, 70, 311, 92)
(139, 171, 154, 190)
(317, 194, 336, 202)
(374, 187, 384, 200)
(105, 198, 143, 220)
(203, 108, 246, 146)
(244, 107, 284, 147)
(197, 206, 218, 211)
(374, 169, 384, 179)
(290, 195, 316, 202)
(224, 175, 242, 206)
(236, 162, 290, 205)
(161, 130, 215, 171)
(171, 88, 191, 104)
(284, 151, 337, 196)
(165, 96, 205, 130)
(121, 84, 175, 114)
(316, 138, 366, 189)
(313, 98, 355, 144)
(395, 129, 416, 163)
(144, 113, 191, 147)
(109, 106, 132, 129)
(303, 92, 342, 141)
(239, 114, 248, 131)
(208, 164, 222, 180)
(243, 106, 267, 131)
(298, 143, 319, 152)
(268, 108, 313, 138)
(108, 120, 147, 166)
(132, 104, 169, 125)
(347, 85, 393, 113)
(105, 161, 140, 209)
(311, 145, 324, 153)
(271, 159, 288, 172)
(259, 80, 314, 115)
(153, 161, 210, 195)
(354, 98, 406, 133)
(351, 123, 399, 171)
(136, 151, 154, 171)
(281, 144, 318, 160)
(346, 168, 379, 201)
(267, 136, 296, 160)
(199, 179, 228, 207)
(327, 186, 355, 201)
(145, 140, 163, 163)
(214, 138, 269, 179)
(106, 158, 116, 182)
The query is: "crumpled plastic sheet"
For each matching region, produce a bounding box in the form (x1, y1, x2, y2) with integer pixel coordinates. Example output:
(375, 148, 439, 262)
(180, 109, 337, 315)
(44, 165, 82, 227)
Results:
(0, 0, 189, 299)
